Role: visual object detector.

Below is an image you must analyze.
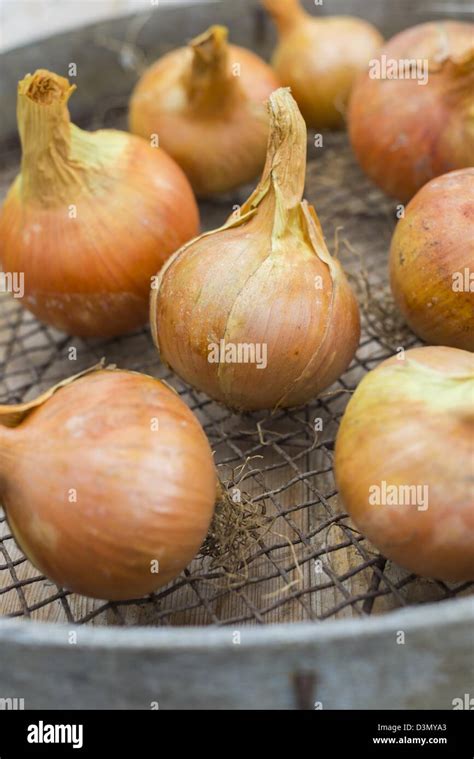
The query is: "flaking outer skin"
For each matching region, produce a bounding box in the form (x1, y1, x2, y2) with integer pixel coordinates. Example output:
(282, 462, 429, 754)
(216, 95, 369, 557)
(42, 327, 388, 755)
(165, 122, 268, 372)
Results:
(150, 89, 360, 412)
(151, 193, 360, 412)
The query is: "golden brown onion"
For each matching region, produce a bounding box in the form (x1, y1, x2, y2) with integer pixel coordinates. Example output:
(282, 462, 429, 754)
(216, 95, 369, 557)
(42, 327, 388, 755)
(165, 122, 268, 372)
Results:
(0, 367, 216, 600)
(390, 169, 474, 351)
(150, 88, 360, 411)
(0, 70, 199, 337)
(129, 25, 279, 196)
(349, 22, 474, 201)
(335, 346, 474, 581)
(262, 0, 383, 129)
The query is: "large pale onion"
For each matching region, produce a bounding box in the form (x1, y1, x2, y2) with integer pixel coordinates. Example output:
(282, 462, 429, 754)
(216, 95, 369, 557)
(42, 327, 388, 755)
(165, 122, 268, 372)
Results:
(335, 347, 474, 581)
(0, 367, 216, 600)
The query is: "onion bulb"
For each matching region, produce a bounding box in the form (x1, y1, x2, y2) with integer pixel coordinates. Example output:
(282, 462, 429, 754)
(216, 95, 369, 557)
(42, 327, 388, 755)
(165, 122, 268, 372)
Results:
(335, 346, 474, 582)
(349, 22, 474, 202)
(262, 0, 383, 129)
(150, 88, 360, 411)
(129, 25, 280, 197)
(390, 169, 474, 351)
(0, 69, 199, 338)
(0, 366, 216, 600)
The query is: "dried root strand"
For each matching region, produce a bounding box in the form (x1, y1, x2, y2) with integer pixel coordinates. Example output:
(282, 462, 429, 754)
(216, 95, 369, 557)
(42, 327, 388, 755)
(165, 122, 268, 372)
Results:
(345, 242, 414, 348)
(200, 461, 270, 581)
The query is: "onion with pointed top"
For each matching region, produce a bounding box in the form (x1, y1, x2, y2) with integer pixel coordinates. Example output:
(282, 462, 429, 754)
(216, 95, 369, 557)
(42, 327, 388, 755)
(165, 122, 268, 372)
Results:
(129, 25, 280, 197)
(150, 89, 360, 411)
(0, 70, 199, 337)
(262, 0, 383, 129)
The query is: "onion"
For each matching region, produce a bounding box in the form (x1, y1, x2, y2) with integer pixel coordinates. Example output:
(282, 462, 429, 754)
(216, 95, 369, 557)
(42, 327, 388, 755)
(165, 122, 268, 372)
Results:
(390, 169, 474, 351)
(0, 366, 217, 600)
(262, 0, 383, 129)
(0, 70, 199, 338)
(349, 21, 474, 201)
(334, 346, 474, 582)
(150, 89, 360, 411)
(129, 25, 279, 197)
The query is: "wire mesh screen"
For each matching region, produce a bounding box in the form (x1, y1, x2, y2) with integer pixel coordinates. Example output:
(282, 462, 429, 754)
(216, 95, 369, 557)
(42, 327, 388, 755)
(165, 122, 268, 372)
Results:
(0, 105, 472, 628)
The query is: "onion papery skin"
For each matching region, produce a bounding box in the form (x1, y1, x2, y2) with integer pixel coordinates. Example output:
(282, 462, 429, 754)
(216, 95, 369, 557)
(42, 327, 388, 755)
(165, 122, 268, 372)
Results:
(129, 26, 279, 197)
(334, 346, 474, 582)
(348, 22, 474, 202)
(0, 70, 200, 338)
(262, 0, 383, 129)
(150, 89, 360, 412)
(0, 368, 217, 601)
(390, 169, 474, 351)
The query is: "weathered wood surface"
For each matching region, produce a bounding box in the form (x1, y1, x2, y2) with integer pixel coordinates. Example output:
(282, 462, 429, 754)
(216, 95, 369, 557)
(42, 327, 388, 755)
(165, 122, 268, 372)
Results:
(0, 596, 473, 709)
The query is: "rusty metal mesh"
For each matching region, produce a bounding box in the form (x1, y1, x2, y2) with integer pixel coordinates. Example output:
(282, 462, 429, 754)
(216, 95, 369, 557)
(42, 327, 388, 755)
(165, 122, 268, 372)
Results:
(0, 105, 472, 628)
